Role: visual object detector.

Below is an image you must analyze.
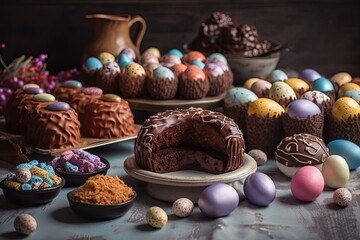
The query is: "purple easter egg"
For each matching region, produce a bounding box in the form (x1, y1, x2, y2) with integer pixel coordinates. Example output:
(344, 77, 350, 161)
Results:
(198, 183, 239, 218)
(243, 172, 276, 206)
(286, 99, 321, 118)
(83, 87, 103, 95)
(24, 87, 44, 95)
(45, 102, 70, 111)
(299, 69, 321, 83)
(120, 47, 136, 61)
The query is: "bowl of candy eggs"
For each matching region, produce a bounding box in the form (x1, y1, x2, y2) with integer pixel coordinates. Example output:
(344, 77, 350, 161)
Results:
(49, 149, 110, 186)
(0, 160, 65, 206)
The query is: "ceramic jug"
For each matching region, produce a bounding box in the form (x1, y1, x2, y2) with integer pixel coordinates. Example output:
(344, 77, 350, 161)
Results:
(82, 14, 146, 64)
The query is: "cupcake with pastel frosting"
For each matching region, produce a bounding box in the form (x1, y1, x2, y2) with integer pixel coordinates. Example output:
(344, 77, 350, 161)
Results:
(147, 66, 178, 100)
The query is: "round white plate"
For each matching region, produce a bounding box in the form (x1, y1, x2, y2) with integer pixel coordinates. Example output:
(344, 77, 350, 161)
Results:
(123, 153, 257, 187)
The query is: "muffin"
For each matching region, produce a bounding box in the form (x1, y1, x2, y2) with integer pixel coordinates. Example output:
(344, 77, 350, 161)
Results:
(94, 61, 121, 94)
(147, 66, 178, 100)
(179, 65, 209, 99)
(119, 62, 147, 98)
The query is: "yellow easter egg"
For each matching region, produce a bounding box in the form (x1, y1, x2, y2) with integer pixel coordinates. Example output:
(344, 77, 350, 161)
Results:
(144, 47, 161, 59)
(125, 62, 146, 78)
(330, 72, 352, 87)
(269, 81, 297, 103)
(248, 98, 285, 118)
(285, 78, 310, 93)
(98, 52, 115, 64)
(332, 97, 360, 122)
(321, 155, 349, 188)
(337, 82, 360, 98)
(243, 78, 260, 89)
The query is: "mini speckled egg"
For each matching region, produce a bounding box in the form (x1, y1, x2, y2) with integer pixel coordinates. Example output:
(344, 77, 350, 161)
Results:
(125, 62, 146, 78)
(269, 81, 297, 103)
(15, 168, 31, 183)
(285, 78, 310, 93)
(247, 149, 267, 165)
(102, 61, 120, 75)
(290, 165, 324, 202)
(120, 47, 136, 61)
(333, 188, 352, 207)
(146, 206, 168, 228)
(247, 98, 285, 118)
(167, 48, 183, 58)
(299, 69, 321, 83)
(331, 97, 360, 122)
(183, 51, 206, 65)
(330, 72, 352, 87)
(171, 64, 187, 77)
(244, 172, 276, 206)
(286, 99, 321, 118)
(337, 82, 360, 98)
(250, 79, 272, 97)
(311, 77, 334, 93)
(321, 155, 350, 189)
(182, 65, 206, 80)
(153, 66, 175, 79)
(327, 139, 360, 170)
(343, 89, 360, 104)
(301, 90, 330, 105)
(85, 57, 103, 71)
(14, 213, 37, 235)
(207, 53, 228, 65)
(117, 53, 133, 68)
(224, 87, 258, 105)
(269, 69, 288, 82)
(243, 78, 261, 89)
(143, 47, 161, 59)
(172, 198, 194, 217)
(98, 52, 115, 64)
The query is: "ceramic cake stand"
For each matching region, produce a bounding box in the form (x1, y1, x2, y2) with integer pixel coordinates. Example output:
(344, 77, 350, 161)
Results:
(123, 154, 257, 202)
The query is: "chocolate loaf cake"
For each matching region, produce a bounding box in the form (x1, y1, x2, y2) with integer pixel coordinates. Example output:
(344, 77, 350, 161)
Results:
(134, 107, 245, 174)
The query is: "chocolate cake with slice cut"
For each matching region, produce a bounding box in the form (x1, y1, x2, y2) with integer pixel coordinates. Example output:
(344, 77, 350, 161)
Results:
(134, 107, 245, 174)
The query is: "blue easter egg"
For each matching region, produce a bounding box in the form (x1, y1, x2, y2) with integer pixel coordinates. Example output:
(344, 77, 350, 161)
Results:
(191, 60, 205, 69)
(269, 69, 288, 82)
(117, 53, 133, 68)
(343, 89, 360, 104)
(327, 139, 360, 170)
(207, 53, 228, 65)
(224, 87, 258, 105)
(153, 66, 175, 79)
(311, 77, 334, 93)
(167, 48, 183, 58)
(62, 80, 82, 88)
(85, 57, 102, 70)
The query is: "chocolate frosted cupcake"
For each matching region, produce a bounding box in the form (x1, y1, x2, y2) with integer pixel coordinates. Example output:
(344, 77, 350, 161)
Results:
(147, 66, 178, 100)
(282, 99, 324, 138)
(119, 62, 147, 98)
(94, 61, 121, 94)
(179, 65, 209, 99)
(246, 98, 285, 157)
(52, 80, 83, 103)
(204, 61, 232, 96)
(328, 97, 360, 145)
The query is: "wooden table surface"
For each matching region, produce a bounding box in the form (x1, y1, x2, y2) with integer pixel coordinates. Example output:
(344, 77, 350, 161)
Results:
(0, 139, 359, 240)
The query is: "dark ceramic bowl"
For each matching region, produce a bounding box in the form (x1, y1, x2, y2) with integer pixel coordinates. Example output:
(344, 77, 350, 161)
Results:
(55, 157, 110, 186)
(0, 175, 65, 205)
(67, 190, 137, 220)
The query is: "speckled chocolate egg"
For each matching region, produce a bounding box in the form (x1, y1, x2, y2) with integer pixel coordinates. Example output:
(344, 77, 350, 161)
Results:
(285, 78, 310, 93)
(269, 81, 297, 103)
(98, 52, 115, 64)
(14, 213, 37, 235)
(330, 72, 352, 87)
(15, 168, 31, 183)
(331, 97, 360, 122)
(343, 89, 360, 104)
(301, 90, 330, 105)
(125, 62, 146, 78)
(338, 82, 360, 98)
(247, 149, 267, 165)
(299, 69, 321, 83)
(243, 78, 260, 89)
(311, 77, 334, 93)
(85, 57, 102, 71)
(321, 155, 350, 189)
(247, 98, 285, 118)
(333, 188, 352, 207)
(224, 87, 258, 105)
(172, 198, 194, 217)
(269, 69, 288, 82)
(146, 207, 168, 228)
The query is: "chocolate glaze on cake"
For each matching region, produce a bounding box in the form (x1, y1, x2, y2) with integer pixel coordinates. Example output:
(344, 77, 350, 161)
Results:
(134, 107, 245, 174)
(275, 133, 329, 167)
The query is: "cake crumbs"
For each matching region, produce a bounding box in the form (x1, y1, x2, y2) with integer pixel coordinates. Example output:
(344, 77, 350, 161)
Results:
(72, 175, 134, 205)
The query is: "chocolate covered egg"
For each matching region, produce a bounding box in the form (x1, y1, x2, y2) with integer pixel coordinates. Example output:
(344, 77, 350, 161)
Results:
(247, 98, 284, 118)
(331, 97, 360, 122)
(269, 81, 297, 103)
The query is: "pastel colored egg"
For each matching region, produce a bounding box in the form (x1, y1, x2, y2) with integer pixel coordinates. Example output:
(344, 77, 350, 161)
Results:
(143, 47, 161, 59)
(102, 61, 120, 75)
(98, 52, 115, 64)
(286, 99, 321, 118)
(100, 94, 121, 102)
(85, 57, 102, 71)
(331, 97, 360, 122)
(83, 87, 103, 95)
(45, 102, 70, 111)
(23, 87, 44, 95)
(247, 98, 285, 118)
(290, 166, 324, 202)
(117, 53, 133, 68)
(125, 62, 146, 78)
(161, 55, 181, 65)
(140, 52, 159, 65)
(146, 206, 168, 228)
(311, 77, 334, 93)
(269, 81, 297, 103)
(269, 69, 288, 82)
(206, 53, 228, 65)
(343, 89, 360, 104)
(333, 188, 352, 207)
(250, 79, 272, 97)
(120, 47, 136, 61)
(330, 72, 352, 87)
(183, 51, 206, 64)
(301, 90, 330, 105)
(285, 78, 310, 93)
(182, 65, 206, 80)
(191, 59, 205, 69)
(62, 80, 82, 88)
(327, 139, 360, 170)
(32, 93, 55, 102)
(172, 198, 194, 217)
(299, 69, 321, 83)
(321, 155, 349, 189)
(204, 62, 225, 77)
(243, 78, 261, 89)
(167, 48, 183, 58)
(15, 168, 31, 183)
(224, 87, 258, 105)
(243, 172, 276, 206)
(153, 66, 175, 79)
(198, 183, 239, 218)
(22, 83, 40, 90)
(247, 149, 267, 165)
(14, 213, 37, 235)
(171, 64, 187, 76)
(337, 82, 360, 98)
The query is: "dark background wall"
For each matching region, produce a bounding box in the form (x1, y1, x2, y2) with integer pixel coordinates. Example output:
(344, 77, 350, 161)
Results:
(1, 0, 359, 78)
